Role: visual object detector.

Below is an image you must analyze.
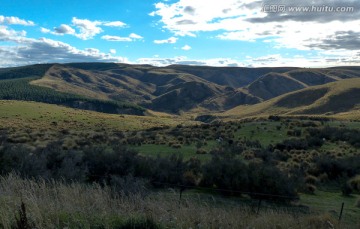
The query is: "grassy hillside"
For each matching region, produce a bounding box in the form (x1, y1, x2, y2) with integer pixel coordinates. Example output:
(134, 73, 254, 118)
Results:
(0, 100, 195, 131)
(0, 77, 145, 115)
(1, 63, 359, 115)
(223, 78, 360, 120)
(247, 72, 307, 100)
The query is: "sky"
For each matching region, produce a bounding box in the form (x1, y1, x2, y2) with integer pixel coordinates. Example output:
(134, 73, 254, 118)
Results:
(0, 0, 359, 68)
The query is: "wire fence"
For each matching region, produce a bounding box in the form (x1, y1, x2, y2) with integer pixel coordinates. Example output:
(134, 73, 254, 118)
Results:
(149, 181, 358, 225)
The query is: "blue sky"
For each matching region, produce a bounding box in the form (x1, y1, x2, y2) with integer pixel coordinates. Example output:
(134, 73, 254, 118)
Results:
(0, 0, 359, 67)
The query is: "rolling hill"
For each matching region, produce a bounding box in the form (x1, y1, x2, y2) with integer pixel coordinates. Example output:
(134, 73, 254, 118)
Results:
(223, 78, 360, 120)
(1, 63, 360, 117)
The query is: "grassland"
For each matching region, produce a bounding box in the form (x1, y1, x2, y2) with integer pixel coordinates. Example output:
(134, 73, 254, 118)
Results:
(132, 119, 359, 161)
(223, 78, 360, 120)
(1, 174, 356, 229)
(0, 100, 196, 131)
(300, 191, 360, 225)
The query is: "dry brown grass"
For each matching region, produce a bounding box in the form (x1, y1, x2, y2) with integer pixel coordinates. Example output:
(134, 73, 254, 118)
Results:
(0, 174, 350, 229)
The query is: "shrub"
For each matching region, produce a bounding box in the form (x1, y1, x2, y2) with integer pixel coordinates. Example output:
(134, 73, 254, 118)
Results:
(201, 155, 299, 200)
(348, 175, 360, 192)
(171, 144, 182, 149)
(196, 148, 207, 154)
(341, 182, 353, 196)
(201, 156, 248, 195)
(305, 175, 318, 185)
(305, 184, 317, 194)
(305, 214, 336, 229)
(275, 138, 309, 151)
(247, 162, 299, 200)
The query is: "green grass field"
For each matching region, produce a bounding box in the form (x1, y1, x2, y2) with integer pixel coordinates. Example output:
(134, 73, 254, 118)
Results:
(300, 191, 360, 225)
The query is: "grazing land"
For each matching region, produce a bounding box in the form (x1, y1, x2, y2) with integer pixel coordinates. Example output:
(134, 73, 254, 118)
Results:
(1, 63, 360, 228)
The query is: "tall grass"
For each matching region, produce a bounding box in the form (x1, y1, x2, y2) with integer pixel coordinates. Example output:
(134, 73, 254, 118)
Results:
(0, 174, 351, 229)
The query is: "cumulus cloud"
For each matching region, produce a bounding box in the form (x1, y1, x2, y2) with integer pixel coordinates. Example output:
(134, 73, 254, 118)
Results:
(42, 24, 76, 36)
(101, 33, 143, 42)
(0, 26, 127, 67)
(109, 49, 117, 54)
(129, 33, 143, 39)
(137, 56, 242, 67)
(0, 25, 26, 39)
(103, 21, 126, 27)
(54, 24, 76, 35)
(101, 35, 132, 42)
(151, 0, 360, 51)
(40, 18, 129, 40)
(154, 37, 178, 44)
(71, 17, 103, 40)
(0, 15, 35, 26)
(181, 45, 191, 50)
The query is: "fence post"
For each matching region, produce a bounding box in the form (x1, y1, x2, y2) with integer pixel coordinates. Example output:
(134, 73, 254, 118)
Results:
(338, 202, 344, 222)
(257, 199, 262, 215)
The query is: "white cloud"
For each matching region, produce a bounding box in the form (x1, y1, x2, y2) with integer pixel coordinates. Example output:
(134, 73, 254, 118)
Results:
(0, 15, 35, 26)
(181, 45, 191, 50)
(110, 49, 117, 54)
(101, 35, 132, 42)
(102, 33, 143, 42)
(42, 24, 76, 36)
(103, 21, 126, 27)
(154, 37, 178, 44)
(40, 27, 51, 34)
(72, 17, 103, 40)
(151, 0, 360, 52)
(54, 24, 76, 35)
(129, 33, 143, 39)
(41, 17, 131, 41)
(0, 25, 26, 39)
(137, 56, 242, 67)
(0, 26, 128, 67)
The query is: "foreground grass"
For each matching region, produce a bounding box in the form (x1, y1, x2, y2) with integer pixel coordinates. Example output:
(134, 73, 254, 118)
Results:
(300, 191, 360, 225)
(0, 174, 357, 229)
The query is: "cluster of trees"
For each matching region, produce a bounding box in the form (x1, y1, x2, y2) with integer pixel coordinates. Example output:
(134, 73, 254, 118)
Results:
(202, 155, 299, 200)
(307, 126, 360, 148)
(0, 141, 299, 201)
(0, 64, 51, 80)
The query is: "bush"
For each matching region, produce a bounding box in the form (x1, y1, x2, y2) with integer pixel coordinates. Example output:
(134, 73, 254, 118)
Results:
(356, 198, 360, 208)
(247, 162, 299, 200)
(275, 138, 309, 151)
(201, 155, 299, 200)
(305, 184, 317, 194)
(305, 175, 318, 185)
(348, 175, 360, 192)
(314, 155, 360, 181)
(196, 148, 207, 154)
(201, 156, 248, 195)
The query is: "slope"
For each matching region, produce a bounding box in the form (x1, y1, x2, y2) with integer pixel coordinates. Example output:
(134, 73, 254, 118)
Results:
(0, 100, 195, 131)
(223, 78, 360, 119)
(4, 63, 360, 115)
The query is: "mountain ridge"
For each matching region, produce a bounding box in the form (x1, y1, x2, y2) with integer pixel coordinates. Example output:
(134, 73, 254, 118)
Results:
(1, 63, 360, 117)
